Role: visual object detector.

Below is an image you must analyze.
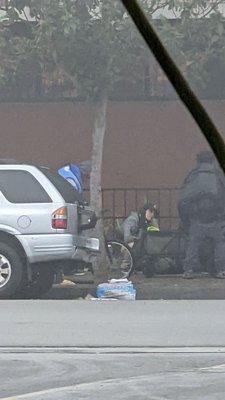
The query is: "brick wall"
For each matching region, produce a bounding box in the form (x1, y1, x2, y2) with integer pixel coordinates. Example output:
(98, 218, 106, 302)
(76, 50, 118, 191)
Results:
(0, 100, 223, 188)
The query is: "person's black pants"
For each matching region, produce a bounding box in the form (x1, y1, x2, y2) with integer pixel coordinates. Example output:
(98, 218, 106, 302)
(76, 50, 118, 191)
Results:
(184, 220, 225, 273)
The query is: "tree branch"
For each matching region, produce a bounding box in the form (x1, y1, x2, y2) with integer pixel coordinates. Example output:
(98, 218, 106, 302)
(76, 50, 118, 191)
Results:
(148, 1, 171, 17)
(198, 0, 224, 17)
(22, 9, 29, 21)
(52, 51, 77, 87)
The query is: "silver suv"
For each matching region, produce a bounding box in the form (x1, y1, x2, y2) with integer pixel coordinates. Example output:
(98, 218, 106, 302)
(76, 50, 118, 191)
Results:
(0, 162, 99, 298)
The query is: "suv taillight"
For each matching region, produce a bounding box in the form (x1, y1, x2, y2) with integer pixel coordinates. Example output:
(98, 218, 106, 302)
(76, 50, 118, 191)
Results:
(52, 206, 68, 229)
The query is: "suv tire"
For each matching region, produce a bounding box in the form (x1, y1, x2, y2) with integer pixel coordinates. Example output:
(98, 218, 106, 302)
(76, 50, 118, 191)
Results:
(19, 263, 55, 299)
(0, 242, 24, 299)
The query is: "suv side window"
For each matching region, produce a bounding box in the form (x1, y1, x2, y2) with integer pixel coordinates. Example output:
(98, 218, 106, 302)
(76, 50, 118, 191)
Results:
(0, 170, 52, 203)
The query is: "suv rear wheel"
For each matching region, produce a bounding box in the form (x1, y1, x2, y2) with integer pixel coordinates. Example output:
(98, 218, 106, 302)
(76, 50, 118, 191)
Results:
(0, 242, 24, 299)
(19, 263, 55, 299)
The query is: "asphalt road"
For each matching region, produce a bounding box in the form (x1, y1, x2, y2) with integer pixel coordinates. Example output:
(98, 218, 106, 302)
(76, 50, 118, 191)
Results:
(1, 350, 225, 399)
(2, 300, 225, 399)
(1, 300, 225, 347)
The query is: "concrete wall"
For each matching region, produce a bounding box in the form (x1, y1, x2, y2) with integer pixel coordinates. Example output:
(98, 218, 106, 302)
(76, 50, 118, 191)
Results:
(0, 100, 223, 188)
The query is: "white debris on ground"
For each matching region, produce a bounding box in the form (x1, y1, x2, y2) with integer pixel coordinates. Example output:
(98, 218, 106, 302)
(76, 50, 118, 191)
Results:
(59, 279, 77, 288)
(58, 278, 136, 301)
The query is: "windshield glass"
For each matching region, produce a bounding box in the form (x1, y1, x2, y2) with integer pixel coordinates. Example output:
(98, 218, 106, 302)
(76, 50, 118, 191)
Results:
(1, 3, 225, 398)
(0, 0, 223, 297)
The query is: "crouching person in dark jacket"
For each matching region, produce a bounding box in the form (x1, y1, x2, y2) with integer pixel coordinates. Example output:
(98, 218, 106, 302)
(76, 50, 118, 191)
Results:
(122, 202, 159, 265)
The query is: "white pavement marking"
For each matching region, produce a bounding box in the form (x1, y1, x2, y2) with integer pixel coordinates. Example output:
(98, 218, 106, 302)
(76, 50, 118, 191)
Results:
(200, 363, 225, 371)
(0, 375, 164, 400)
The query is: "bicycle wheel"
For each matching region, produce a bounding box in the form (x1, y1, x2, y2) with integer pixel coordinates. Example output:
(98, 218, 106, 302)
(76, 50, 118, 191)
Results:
(107, 241, 133, 279)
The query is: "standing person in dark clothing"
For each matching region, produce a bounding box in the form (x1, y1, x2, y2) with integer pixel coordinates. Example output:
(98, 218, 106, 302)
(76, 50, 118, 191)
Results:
(178, 151, 225, 278)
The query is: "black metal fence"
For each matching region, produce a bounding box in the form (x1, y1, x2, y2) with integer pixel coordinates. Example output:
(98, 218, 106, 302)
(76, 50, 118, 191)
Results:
(100, 187, 181, 230)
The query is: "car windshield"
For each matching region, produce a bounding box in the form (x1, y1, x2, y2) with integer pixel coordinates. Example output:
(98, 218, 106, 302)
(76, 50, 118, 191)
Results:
(0, 0, 224, 308)
(1, 1, 225, 399)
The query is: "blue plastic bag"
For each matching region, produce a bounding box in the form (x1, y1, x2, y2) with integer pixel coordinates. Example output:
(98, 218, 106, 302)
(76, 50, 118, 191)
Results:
(97, 279, 136, 300)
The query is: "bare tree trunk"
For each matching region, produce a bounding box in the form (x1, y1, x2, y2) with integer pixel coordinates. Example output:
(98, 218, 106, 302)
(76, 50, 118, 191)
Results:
(90, 89, 110, 283)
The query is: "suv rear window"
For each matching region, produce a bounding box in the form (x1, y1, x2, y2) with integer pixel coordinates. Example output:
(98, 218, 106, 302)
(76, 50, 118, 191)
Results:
(39, 168, 83, 204)
(0, 170, 52, 203)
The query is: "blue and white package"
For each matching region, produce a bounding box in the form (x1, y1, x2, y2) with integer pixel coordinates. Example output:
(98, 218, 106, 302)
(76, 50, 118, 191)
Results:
(97, 279, 136, 300)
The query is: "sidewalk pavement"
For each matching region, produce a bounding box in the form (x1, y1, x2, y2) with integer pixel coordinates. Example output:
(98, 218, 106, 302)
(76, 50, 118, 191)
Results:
(44, 274, 225, 300)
